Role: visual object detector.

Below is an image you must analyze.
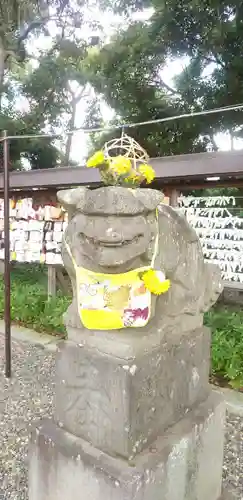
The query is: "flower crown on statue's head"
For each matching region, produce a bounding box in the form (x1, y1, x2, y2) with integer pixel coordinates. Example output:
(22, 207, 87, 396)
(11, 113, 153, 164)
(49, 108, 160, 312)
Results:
(86, 134, 155, 187)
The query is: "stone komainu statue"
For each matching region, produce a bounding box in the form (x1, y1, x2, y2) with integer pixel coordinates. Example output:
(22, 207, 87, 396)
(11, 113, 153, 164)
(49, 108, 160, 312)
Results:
(29, 138, 227, 500)
(57, 186, 222, 333)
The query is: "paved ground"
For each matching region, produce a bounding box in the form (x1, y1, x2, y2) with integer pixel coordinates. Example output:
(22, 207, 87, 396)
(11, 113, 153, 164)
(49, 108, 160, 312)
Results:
(0, 333, 242, 500)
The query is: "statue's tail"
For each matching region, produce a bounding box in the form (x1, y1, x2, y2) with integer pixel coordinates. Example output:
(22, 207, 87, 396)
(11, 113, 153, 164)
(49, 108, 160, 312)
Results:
(202, 262, 224, 312)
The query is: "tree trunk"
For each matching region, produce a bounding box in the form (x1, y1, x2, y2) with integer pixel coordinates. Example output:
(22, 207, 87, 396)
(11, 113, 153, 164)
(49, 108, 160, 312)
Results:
(230, 133, 234, 151)
(64, 99, 77, 165)
(63, 86, 87, 166)
(0, 37, 6, 107)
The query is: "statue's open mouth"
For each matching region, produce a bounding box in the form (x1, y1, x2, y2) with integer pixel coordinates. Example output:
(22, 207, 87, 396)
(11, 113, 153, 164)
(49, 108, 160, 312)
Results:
(80, 233, 143, 248)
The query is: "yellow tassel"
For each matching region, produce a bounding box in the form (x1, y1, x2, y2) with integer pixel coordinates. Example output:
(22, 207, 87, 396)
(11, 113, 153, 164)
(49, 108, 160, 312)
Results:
(142, 270, 170, 295)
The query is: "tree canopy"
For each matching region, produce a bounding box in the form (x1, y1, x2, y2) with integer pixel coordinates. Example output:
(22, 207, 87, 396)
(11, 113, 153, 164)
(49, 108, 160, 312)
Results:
(3, 0, 243, 169)
(83, 0, 243, 156)
(0, 0, 96, 170)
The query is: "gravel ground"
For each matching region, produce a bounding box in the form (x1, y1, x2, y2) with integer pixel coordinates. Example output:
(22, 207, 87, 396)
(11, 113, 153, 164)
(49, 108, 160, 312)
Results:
(0, 336, 55, 500)
(0, 335, 242, 500)
(223, 415, 243, 499)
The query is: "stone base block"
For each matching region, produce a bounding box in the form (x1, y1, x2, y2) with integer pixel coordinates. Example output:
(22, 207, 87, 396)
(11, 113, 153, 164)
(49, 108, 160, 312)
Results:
(29, 392, 225, 500)
(220, 491, 237, 500)
(55, 327, 210, 458)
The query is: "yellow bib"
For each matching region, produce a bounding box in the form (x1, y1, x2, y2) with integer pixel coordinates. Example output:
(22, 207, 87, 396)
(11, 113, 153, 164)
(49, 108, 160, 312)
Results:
(75, 266, 152, 330)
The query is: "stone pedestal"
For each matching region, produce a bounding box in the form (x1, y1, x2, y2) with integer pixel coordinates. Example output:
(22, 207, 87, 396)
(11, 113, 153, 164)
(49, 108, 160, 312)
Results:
(29, 392, 225, 500)
(29, 327, 228, 500)
(54, 327, 210, 459)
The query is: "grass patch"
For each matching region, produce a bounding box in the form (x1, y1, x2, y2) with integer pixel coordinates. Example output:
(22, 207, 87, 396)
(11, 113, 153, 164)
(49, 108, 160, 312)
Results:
(0, 264, 70, 337)
(0, 264, 243, 389)
(205, 305, 243, 390)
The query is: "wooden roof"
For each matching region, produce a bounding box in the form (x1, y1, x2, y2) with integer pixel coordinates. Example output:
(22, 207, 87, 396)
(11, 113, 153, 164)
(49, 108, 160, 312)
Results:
(0, 149, 243, 194)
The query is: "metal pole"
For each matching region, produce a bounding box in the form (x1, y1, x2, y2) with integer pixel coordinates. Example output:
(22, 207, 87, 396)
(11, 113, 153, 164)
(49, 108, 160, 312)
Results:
(3, 130, 11, 378)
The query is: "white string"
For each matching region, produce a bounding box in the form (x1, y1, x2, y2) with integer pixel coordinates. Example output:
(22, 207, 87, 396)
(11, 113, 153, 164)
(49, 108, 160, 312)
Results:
(180, 195, 243, 282)
(1, 102, 243, 141)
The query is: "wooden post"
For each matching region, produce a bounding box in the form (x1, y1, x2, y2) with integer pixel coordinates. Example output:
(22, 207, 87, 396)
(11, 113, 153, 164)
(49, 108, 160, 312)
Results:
(48, 265, 56, 298)
(56, 266, 71, 295)
(169, 188, 180, 207)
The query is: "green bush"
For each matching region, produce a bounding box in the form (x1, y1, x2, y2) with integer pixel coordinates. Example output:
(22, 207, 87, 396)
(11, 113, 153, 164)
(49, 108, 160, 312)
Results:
(205, 307, 243, 389)
(11, 263, 48, 287)
(0, 274, 71, 337)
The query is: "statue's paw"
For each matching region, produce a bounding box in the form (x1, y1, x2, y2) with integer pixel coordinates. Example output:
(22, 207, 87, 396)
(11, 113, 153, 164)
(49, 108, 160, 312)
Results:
(201, 262, 224, 312)
(64, 301, 81, 329)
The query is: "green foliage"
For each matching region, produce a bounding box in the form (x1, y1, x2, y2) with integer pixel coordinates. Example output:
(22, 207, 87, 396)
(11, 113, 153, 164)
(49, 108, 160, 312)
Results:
(0, 265, 71, 336)
(11, 263, 48, 286)
(0, 111, 62, 170)
(22, 46, 88, 127)
(84, 0, 243, 156)
(0, 0, 94, 169)
(83, 24, 210, 156)
(205, 306, 243, 389)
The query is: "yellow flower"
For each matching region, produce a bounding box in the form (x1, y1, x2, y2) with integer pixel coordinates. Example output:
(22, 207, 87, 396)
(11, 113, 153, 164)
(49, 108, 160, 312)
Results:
(141, 270, 170, 295)
(138, 164, 155, 184)
(124, 170, 140, 184)
(87, 150, 105, 168)
(109, 156, 131, 175)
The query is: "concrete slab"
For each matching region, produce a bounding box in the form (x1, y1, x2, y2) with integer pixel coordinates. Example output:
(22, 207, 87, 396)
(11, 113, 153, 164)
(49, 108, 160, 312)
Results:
(212, 385, 243, 417)
(220, 488, 237, 499)
(0, 320, 61, 351)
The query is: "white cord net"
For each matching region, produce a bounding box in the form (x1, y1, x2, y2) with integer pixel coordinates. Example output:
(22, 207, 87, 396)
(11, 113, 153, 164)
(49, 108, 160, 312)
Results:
(103, 133, 149, 171)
